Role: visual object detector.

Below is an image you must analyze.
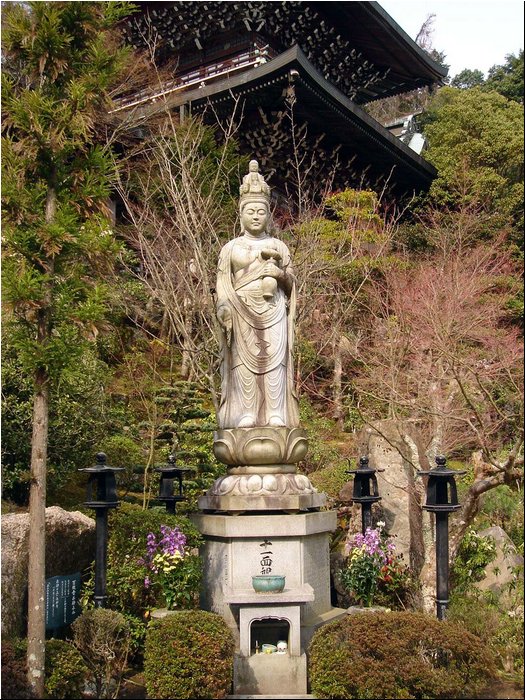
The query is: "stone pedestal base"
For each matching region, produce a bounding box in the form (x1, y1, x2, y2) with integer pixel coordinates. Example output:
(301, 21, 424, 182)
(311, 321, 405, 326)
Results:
(198, 472, 325, 513)
(206, 426, 320, 512)
(190, 511, 345, 653)
(233, 653, 308, 696)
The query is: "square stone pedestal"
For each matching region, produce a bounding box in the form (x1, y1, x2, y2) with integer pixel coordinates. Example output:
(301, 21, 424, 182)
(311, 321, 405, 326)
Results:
(191, 511, 346, 696)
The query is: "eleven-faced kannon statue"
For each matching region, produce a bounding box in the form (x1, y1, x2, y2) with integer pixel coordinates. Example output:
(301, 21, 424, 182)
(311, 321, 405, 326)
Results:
(216, 160, 299, 430)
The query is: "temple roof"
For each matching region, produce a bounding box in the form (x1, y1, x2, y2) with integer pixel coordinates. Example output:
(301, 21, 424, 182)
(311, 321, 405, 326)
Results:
(122, 1, 447, 103)
(126, 45, 436, 196)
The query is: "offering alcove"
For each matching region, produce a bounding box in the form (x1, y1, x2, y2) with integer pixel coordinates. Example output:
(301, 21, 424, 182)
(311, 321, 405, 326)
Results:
(250, 616, 290, 654)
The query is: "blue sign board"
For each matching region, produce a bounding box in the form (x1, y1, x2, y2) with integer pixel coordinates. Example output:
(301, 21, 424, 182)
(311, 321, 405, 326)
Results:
(45, 573, 82, 630)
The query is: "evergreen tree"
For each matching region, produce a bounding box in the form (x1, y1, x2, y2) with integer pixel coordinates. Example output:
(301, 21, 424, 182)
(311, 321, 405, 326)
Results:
(421, 86, 524, 238)
(485, 50, 524, 103)
(1, 2, 133, 694)
(450, 68, 485, 90)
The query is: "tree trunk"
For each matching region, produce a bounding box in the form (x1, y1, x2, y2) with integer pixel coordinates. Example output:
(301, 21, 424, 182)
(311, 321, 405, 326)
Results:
(27, 185, 55, 697)
(180, 297, 193, 380)
(333, 335, 344, 431)
(27, 367, 49, 698)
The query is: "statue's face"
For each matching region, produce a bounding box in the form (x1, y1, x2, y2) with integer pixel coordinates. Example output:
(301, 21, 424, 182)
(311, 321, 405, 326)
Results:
(241, 201, 269, 236)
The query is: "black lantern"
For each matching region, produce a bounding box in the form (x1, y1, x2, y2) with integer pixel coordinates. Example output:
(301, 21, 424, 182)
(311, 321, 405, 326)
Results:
(418, 455, 466, 620)
(81, 452, 123, 508)
(79, 453, 124, 608)
(155, 454, 193, 514)
(346, 456, 383, 533)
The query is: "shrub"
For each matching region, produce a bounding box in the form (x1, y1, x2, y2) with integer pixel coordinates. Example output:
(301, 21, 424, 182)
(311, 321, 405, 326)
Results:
(144, 610, 235, 699)
(72, 608, 130, 699)
(478, 486, 524, 553)
(451, 527, 497, 594)
(121, 612, 147, 662)
(449, 591, 524, 678)
(0, 639, 33, 699)
(44, 639, 88, 699)
(309, 460, 349, 502)
(308, 611, 496, 699)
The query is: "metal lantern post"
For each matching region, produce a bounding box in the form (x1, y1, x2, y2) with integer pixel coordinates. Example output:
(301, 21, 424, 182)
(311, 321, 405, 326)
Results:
(80, 453, 124, 608)
(418, 455, 465, 620)
(155, 454, 193, 514)
(346, 456, 382, 534)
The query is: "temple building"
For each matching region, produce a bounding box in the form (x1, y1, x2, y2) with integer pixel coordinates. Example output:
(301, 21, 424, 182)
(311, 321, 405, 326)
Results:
(117, 1, 447, 199)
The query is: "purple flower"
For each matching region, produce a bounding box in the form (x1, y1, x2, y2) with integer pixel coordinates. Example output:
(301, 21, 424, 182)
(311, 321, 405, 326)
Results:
(142, 525, 189, 591)
(159, 525, 187, 556)
(346, 527, 389, 563)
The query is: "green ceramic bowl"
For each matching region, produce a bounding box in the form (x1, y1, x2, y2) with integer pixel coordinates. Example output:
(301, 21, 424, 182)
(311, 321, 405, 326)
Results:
(252, 574, 285, 593)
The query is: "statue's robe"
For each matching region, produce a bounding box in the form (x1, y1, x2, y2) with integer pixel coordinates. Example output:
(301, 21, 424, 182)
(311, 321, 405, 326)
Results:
(216, 236, 299, 429)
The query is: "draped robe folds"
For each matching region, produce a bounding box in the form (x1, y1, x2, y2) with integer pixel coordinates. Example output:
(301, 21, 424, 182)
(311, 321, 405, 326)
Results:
(216, 236, 300, 429)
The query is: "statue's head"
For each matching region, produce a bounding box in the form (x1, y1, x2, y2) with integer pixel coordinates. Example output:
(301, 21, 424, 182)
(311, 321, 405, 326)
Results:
(240, 199, 269, 236)
(248, 159, 259, 172)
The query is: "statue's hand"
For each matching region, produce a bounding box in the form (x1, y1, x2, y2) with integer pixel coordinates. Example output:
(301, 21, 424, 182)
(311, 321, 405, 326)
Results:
(217, 305, 233, 346)
(217, 304, 232, 329)
(261, 262, 283, 280)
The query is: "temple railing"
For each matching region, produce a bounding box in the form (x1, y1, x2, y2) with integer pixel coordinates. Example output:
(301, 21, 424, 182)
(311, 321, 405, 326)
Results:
(110, 45, 277, 114)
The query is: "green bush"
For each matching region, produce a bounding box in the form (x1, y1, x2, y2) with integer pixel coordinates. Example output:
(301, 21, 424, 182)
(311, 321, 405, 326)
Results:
(449, 591, 524, 678)
(144, 610, 235, 699)
(308, 611, 496, 699)
(72, 608, 130, 699)
(309, 460, 349, 502)
(0, 639, 33, 699)
(478, 486, 524, 553)
(1, 343, 122, 505)
(451, 527, 497, 594)
(44, 639, 88, 699)
(1, 638, 87, 699)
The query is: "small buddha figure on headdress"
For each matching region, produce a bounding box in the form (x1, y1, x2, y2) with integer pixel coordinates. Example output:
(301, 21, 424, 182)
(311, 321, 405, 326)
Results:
(216, 160, 299, 429)
(240, 159, 271, 198)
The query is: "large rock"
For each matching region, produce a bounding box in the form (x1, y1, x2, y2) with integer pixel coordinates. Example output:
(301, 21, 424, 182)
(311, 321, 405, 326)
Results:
(1, 506, 95, 638)
(344, 420, 435, 609)
(475, 526, 524, 599)
(356, 420, 432, 569)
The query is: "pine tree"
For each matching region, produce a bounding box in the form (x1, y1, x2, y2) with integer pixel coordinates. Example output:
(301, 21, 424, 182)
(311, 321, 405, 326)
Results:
(1, 3, 133, 694)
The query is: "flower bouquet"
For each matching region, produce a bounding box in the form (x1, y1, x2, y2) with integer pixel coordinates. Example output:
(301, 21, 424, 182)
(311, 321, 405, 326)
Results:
(339, 522, 411, 608)
(141, 525, 202, 611)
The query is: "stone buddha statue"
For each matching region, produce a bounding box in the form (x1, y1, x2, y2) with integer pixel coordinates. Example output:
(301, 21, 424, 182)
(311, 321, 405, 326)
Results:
(203, 160, 318, 508)
(215, 160, 299, 430)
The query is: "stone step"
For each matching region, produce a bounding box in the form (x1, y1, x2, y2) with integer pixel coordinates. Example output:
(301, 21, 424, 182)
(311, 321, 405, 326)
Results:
(303, 606, 347, 627)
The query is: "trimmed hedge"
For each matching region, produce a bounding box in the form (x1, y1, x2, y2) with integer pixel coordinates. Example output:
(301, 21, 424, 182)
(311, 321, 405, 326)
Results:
(0, 638, 87, 699)
(308, 611, 496, 699)
(144, 610, 235, 699)
(45, 639, 87, 699)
